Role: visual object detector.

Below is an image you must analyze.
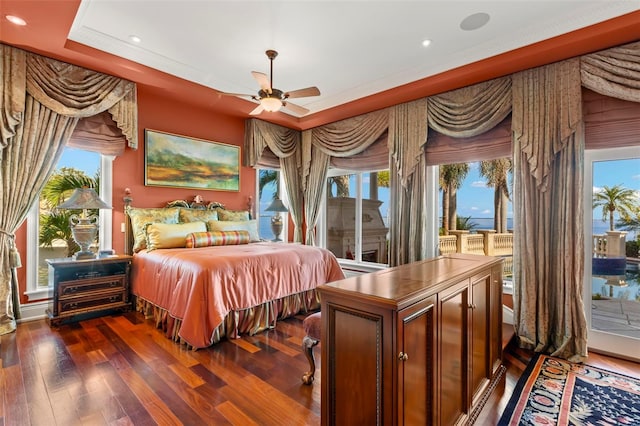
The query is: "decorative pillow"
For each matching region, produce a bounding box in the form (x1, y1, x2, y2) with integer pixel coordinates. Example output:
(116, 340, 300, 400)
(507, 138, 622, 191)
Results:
(207, 219, 260, 242)
(186, 230, 250, 248)
(127, 207, 180, 252)
(179, 208, 218, 223)
(217, 209, 250, 221)
(145, 221, 207, 251)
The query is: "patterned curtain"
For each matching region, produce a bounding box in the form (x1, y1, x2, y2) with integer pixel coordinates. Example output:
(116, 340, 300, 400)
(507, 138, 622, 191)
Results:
(301, 109, 389, 245)
(581, 41, 640, 102)
(512, 58, 587, 362)
(243, 119, 304, 242)
(388, 99, 429, 266)
(0, 44, 138, 335)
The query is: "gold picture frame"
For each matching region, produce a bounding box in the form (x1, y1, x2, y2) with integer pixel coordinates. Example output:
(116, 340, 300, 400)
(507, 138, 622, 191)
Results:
(144, 129, 240, 191)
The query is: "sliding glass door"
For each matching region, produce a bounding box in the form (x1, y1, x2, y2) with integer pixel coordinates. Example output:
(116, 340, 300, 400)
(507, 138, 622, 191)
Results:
(584, 147, 640, 361)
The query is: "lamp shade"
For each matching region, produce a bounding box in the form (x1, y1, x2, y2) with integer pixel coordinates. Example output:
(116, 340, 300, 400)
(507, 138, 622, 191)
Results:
(265, 197, 288, 212)
(57, 187, 112, 210)
(261, 96, 283, 112)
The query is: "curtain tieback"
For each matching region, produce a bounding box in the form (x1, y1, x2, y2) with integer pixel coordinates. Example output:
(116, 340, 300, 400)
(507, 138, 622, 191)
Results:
(0, 229, 14, 239)
(0, 229, 22, 269)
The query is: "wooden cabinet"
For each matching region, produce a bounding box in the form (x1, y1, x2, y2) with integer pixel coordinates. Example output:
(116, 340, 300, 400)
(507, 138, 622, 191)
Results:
(398, 295, 437, 425)
(46, 255, 132, 326)
(438, 280, 469, 425)
(319, 253, 503, 426)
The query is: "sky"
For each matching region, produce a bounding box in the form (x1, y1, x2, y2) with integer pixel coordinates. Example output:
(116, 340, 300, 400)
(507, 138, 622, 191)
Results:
(57, 147, 100, 175)
(457, 158, 640, 220)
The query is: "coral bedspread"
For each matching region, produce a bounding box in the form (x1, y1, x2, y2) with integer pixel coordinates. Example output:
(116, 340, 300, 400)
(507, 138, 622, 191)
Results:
(131, 242, 344, 348)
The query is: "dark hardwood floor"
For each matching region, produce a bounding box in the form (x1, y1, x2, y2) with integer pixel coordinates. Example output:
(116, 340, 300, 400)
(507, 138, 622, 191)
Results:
(2, 312, 639, 425)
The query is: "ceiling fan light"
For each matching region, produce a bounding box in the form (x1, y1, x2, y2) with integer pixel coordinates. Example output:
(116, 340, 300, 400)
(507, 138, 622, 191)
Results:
(260, 97, 283, 112)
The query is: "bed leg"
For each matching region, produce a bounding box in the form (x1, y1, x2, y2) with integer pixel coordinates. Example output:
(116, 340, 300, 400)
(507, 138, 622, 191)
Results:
(301, 335, 319, 385)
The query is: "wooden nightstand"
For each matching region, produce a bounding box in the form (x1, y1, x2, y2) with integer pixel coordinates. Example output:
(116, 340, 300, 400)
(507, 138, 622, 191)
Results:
(46, 255, 133, 326)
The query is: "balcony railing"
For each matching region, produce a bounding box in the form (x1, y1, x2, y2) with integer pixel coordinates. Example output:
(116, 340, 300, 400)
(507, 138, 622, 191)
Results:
(439, 229, 629, 280)
(439, 230, 513, 277)
(592, 231, 627, 258)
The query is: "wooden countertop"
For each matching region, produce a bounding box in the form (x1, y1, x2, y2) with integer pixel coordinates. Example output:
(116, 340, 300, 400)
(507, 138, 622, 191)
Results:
(319, 253, 502, 310)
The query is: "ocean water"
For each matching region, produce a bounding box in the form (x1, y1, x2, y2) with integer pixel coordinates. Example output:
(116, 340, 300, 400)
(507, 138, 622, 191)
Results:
(468, 217, 636, 241)
(258, 215, 637, 241)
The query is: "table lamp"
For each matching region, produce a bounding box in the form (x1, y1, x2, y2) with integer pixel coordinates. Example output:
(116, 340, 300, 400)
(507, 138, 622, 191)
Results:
(265, 197, 289, 242)
(57, 187, 112, 260)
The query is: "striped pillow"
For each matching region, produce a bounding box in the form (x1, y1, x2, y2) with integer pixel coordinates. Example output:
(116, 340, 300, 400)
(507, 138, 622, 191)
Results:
(186, 230, 250, 248)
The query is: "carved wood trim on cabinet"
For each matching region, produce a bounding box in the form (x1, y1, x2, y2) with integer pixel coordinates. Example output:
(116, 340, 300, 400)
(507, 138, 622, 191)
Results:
(319, 253, 503, 426)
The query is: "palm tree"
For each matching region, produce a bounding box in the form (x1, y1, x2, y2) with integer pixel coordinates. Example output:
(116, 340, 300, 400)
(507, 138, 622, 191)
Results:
(457, 216, 478, 231)
(439, 163, 469, 234)
(479, 158, 512, 233)
(617, 210, 640, 238)
(592, 184, 638, 231)
(39, 168, 99, 257)
(328, 171, 390, 198)
(328, 175, 350, 197)
(258, 169, 279, 200)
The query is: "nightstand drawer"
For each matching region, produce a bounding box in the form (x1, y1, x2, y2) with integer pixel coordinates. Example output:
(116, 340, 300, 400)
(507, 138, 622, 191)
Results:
(57, 290, 128, 316)
(52, 261, 128, 283)
(46, 255, 133, 326)
(59, 274, 127, 298)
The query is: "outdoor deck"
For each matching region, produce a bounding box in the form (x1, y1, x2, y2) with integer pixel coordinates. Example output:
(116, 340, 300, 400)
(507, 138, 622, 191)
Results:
(592, 298, 640, 339)
(439, 231, 640, 341)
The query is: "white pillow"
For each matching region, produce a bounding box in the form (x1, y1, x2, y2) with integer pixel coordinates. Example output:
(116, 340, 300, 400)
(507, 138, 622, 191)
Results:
(207, 219, 260, 242)
(145, 221, 207, 251)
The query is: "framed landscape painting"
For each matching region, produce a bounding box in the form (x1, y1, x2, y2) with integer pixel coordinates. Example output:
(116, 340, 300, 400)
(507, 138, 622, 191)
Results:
(144, 129, 240, 191)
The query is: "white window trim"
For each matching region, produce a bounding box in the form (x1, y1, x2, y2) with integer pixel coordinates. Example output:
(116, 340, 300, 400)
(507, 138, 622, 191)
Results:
(425, 165, 440, 259)
(318, 165, 440, 270)
(24, 154, 114, 302)
(582, 146, 639, 361)
(255, 168, 288, 242)
(319, 169, 388, 268)
(25, 202, 51, 301)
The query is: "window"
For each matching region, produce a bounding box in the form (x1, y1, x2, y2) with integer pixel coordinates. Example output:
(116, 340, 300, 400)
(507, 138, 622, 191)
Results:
(583, 147, 640, 360)
(438, 158, 514, 281)
(319, 169, 390, 267)
(25, 148, 113, 301)
(256, 168, 288, 242)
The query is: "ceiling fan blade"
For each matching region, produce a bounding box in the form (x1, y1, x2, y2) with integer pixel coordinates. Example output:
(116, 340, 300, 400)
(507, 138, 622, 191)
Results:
(249, 104, 265, 115)
(218, 92, 254, 98)
(282, 101, 310, 116)
(285, 86, 321, 99)
(251, 71, 271, 93)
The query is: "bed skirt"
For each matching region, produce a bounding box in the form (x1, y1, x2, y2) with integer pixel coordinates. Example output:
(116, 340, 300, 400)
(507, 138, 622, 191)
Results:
(134, 289, 321, 349)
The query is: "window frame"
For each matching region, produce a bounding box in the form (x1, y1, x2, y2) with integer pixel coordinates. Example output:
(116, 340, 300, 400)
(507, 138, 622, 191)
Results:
(24, 154, 113, 301)
(318, 167, 389, 271)
(255, 168, 288, 242)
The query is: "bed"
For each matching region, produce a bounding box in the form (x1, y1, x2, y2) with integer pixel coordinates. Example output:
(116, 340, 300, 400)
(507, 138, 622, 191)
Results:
(123, 192, 344, 349)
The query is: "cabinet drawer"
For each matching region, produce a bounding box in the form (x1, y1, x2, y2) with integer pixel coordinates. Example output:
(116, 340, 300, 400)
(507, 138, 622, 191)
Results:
(58, 275, 127, 298)
(53, 261, 128, 282)
(57, 290, 128, 316)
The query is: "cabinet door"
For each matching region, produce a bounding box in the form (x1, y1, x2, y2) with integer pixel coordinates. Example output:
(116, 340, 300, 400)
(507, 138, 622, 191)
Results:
(397, 295, 436, 425)
(323, 303, 392, 426)
(438, 280, 469, 426)
(470, 270, 491, 405)
(490, 265, 503, 375)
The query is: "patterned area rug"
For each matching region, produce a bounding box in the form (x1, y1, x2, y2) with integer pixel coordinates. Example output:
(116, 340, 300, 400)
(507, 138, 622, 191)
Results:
(498, 354, 640, 425)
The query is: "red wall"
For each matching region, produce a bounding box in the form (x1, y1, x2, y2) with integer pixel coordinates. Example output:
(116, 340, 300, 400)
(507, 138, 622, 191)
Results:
(16, 85, 253, 304)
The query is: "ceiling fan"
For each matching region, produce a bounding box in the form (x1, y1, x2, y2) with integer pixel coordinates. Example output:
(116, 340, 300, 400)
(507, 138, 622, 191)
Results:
(222, 50, 320, 116)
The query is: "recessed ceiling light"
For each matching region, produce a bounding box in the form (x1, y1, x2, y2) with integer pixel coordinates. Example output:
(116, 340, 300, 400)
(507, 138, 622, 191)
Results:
(129, 35, 142, 43)
(5, 15, 27, 26)
(460, 12, 490, 31)
(422, 39, 432, 48)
